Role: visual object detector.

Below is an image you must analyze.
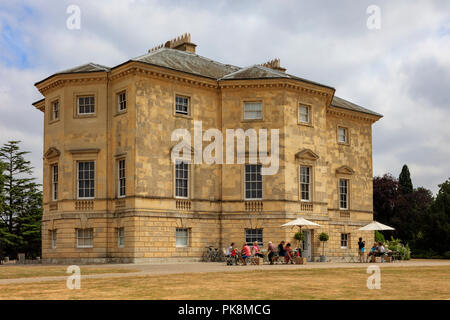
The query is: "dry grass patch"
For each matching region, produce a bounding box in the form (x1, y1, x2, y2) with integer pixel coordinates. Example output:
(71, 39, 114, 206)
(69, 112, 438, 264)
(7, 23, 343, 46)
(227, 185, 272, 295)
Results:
(0, 265, 137, 279)
(0, 266, 449, 300)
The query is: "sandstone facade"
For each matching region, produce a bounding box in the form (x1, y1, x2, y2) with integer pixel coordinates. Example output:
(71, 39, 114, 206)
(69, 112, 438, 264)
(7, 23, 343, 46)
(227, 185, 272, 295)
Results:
(33, 34, 382, 263)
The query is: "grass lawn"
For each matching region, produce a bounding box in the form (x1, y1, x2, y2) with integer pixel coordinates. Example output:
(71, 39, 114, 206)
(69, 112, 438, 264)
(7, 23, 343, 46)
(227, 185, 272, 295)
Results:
(0, 265, 137, 279)
(0, 266, 448, 300)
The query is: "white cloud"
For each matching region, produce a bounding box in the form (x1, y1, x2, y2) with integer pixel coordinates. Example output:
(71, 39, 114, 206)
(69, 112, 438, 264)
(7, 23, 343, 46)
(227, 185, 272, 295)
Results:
(1, 0, 449, 193)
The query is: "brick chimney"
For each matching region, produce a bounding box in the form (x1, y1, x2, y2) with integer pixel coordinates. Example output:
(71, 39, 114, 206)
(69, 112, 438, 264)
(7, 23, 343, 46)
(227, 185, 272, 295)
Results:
(149, 33, 197, 53)
(260, 58, 286, 73)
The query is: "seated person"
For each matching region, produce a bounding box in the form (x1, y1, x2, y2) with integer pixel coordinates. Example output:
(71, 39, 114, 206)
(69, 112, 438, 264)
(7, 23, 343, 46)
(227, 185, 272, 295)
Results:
(225, 242, 234, 265)
(295, 247, 302, 257)
(366, 242, 377, 262)
(278, 241, 286, 259)
(230, 247, 239, 265)
(284, 243, 294, 264)
(267, 241, 277, 264)
(376, 242, 386, 262)
(252, 241, 264, 258)
(240, 243, 252, 265)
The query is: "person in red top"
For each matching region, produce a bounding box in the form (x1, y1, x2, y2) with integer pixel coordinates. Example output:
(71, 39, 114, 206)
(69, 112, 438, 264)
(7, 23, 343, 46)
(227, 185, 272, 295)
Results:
(252, 241, 264, 258)
(284, 243, 294, 264)
(241, 243, 252, 265)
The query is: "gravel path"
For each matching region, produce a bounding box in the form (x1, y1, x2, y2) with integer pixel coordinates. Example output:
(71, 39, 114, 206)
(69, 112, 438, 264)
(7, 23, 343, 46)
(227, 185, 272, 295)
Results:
(1, 259, 449, 285)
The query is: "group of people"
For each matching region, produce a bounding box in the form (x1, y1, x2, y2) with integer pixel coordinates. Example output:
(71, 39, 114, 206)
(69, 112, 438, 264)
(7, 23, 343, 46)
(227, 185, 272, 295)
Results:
(225, 241, 302, 266)
(358, 238, 389, 262)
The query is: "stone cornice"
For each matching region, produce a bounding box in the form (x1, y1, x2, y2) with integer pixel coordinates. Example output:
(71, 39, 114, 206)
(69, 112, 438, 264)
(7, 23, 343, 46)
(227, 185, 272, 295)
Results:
(219, 78, 334, 102)
(327, 106, 381, 123)
(32, 98, 45, 112)
(35, 72, 108, 95)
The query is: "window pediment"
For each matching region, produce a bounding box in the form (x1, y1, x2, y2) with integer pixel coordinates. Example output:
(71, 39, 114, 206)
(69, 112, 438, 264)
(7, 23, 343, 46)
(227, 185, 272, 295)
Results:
(336, 165, 354, 175)
(44, 147, 61, 159)
(295, 149, 319, 161)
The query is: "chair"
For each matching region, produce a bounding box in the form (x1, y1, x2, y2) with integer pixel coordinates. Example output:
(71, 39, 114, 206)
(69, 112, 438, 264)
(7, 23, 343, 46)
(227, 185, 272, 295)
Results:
(343, 248, 359, 263)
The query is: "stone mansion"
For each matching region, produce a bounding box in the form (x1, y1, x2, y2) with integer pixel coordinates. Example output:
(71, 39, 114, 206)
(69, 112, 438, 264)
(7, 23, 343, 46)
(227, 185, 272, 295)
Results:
(32, 34, 382, 263)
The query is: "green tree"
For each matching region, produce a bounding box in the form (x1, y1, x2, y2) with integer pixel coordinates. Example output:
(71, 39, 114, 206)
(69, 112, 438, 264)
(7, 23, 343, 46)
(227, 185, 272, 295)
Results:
(421, 179, 450, 255)
(398, 164, 413, 194)
(0, 141, 42, 259)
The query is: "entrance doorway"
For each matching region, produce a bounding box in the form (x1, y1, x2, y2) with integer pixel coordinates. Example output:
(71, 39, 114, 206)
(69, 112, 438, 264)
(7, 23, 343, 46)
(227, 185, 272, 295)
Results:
(302, 230, 312, 261)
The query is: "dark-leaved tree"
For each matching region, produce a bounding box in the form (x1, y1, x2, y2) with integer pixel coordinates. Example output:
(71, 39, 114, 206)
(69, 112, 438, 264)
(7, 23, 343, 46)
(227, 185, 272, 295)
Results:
(0, 141, 42, 259)
(420, 179, 450, 255)
(399, 164, 413, 194)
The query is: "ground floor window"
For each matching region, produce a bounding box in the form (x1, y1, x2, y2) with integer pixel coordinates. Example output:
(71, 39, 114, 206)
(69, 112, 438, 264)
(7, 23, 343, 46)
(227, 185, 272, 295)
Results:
(176, 228, 189, 247)
(50, 230, 57, 249)
(76, 228, 93, 248)
(117, 228, 124, 248)
(341, 233, 349, 248)
(245, 228, 263, 246)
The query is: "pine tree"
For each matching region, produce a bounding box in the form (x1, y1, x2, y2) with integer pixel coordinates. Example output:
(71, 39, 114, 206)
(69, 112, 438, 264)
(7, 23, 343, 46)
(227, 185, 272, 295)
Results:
(398, 164, 413, 194)
(0, 141, 42, 259)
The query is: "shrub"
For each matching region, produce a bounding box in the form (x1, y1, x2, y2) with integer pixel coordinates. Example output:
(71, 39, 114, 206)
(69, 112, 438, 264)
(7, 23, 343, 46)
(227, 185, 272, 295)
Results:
(375, 230, 385, 243)
(318, 232, 329, 242)
(318, 232, 329, 256)
(386, 237, 410, 260)
(294, 232, 304, 241)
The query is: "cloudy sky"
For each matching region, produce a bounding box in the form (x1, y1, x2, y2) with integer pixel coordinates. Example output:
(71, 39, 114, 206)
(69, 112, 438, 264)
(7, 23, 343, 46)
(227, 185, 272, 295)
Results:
(1, 0, 449, 194)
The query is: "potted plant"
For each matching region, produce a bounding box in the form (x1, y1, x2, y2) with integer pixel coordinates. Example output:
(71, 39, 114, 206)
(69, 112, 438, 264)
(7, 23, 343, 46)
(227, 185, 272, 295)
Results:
(318, 232, 329, 262)
(294, 231, 304, 252)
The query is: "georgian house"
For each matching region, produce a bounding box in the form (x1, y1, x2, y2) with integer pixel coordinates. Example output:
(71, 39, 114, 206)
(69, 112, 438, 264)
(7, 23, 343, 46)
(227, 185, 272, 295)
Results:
(32, 34, 382, 263)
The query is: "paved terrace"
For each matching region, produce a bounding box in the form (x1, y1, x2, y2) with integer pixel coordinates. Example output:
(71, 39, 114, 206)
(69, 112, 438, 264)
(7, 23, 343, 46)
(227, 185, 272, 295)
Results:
(1, 259, 449, 285)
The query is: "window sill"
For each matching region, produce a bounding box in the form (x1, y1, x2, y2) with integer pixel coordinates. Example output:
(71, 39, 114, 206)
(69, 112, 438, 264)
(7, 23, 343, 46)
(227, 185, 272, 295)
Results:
(337, 142, 350, 146)
(75, 113, 97, 119)
(174, 113, 192, 119)
(49, 119, 60, 125)
(114, 110, 127, 117)
(241, 119, 264, 123)
(298, 122, 313, 128)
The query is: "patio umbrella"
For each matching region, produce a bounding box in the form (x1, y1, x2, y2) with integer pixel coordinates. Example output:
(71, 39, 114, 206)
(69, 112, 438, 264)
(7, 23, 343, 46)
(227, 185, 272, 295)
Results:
(282, 218, 321, 254)
(358, 221, 395, 231)
(281, 217, 321, 229)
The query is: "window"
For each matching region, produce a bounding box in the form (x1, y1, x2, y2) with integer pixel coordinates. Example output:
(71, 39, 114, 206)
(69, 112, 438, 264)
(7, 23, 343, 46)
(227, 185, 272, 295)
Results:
(176, 228, 189, 247)
(52, 164, 58, 201)
(77, 96, 95, 114)
(52, 100, 59, 120)
(117, 228, 124, 248)
(245, 164, 262, 199)
(175, 160, 189, 198)
(50, 230, 57, 249)
(243, 102, 262, 120)
(118, 159, 126, 198)
(77, 228, 93, 248)
(300, 166, 311, 201)
(341, 233, 349, 248)
(175, 95, 189, 115)
(78, 161, 95, 199)
(117, 91, 126, 112)
(338, 127, 348, 143)
(339, 179, 348, 210)
(299, 105, 310, 124)
(245, 229, 263, 246)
